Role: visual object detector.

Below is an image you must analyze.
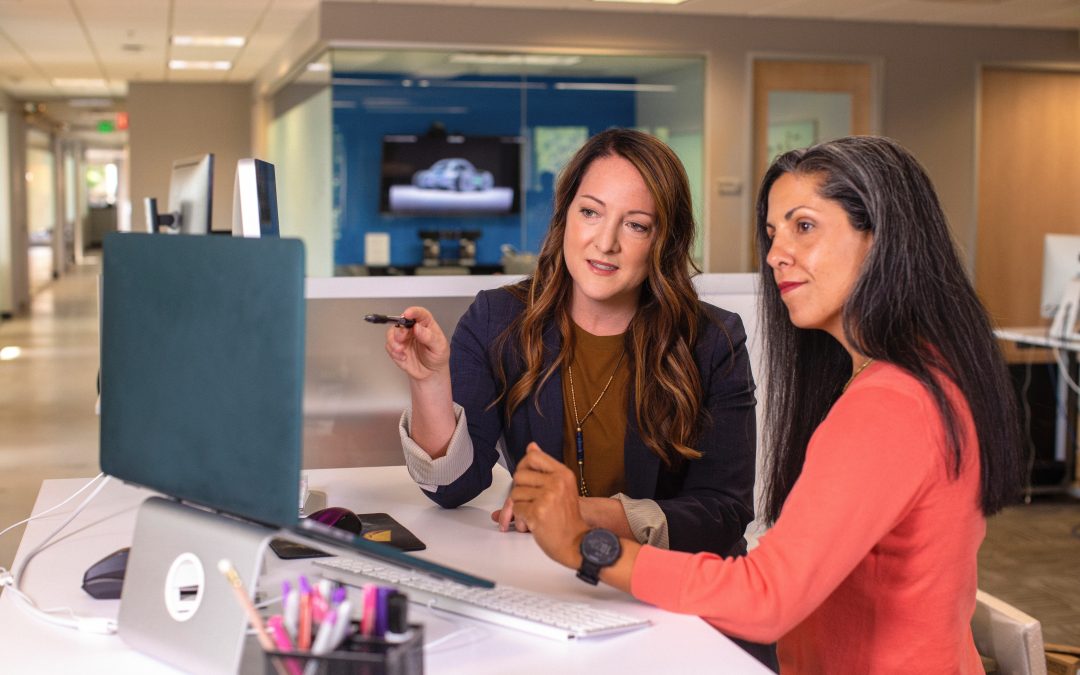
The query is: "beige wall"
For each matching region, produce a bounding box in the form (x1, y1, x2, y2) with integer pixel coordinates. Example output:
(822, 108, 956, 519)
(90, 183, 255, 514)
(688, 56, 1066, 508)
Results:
(276, 2, 1080, 274)
(128, 83, 253, 234)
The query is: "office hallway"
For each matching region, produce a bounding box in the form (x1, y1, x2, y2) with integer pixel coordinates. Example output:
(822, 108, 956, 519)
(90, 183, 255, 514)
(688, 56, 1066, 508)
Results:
(0, 259, 101, 569)
(0, 264, 1078, 645)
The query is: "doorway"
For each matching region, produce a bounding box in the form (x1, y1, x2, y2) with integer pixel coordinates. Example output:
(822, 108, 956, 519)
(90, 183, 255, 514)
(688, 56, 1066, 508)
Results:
(975, 66, 1080, 333)
(750, 58, 876, 266)
(25, 128, 56, 295)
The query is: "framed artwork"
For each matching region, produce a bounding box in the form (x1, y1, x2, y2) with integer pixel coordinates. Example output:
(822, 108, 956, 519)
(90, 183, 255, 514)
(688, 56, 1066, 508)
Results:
(767, 120, 817, 161)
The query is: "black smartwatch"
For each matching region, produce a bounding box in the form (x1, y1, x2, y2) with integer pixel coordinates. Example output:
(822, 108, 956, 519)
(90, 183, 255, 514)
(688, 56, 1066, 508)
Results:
(576, 528, 621, 585)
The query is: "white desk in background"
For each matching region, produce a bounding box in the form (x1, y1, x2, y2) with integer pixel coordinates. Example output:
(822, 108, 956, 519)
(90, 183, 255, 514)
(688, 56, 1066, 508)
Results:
(995, 326, 1080, 496)
(0, 466, 770, 674)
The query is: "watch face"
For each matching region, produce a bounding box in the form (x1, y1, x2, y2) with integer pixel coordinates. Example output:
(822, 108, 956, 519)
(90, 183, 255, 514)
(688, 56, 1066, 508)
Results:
(581, 529, 621, 566)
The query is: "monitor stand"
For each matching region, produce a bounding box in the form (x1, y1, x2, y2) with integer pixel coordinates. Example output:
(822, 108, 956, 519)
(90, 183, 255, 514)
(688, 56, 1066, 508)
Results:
(118, 496, 274, 675)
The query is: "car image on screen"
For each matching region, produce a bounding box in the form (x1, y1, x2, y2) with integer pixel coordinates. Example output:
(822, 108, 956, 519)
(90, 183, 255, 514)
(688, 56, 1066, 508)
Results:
(412, 158, 495, 192)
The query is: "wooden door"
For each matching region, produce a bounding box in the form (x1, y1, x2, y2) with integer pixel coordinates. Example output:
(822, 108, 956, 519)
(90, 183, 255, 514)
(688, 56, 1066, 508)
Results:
(750, 60, 874, 266)
(977, 67, 1080, 355)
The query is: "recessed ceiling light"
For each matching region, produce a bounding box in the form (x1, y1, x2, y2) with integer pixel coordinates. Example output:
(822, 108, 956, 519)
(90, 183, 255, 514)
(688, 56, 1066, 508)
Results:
(52, 78, 108, 88)
(592, 0, 688, 4)
(450, 53, 582, 66)
(0, 346, 22, 361)
(171, 35, 245, 48)
(68, 98, 113, 108)
(306, 62, 331, 72)
(169, 60, 232, 71)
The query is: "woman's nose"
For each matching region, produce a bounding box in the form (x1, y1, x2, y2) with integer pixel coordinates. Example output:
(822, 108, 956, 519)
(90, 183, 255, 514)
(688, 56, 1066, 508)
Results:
(766, 235, 792, 270)
(594, 219, 620, 253)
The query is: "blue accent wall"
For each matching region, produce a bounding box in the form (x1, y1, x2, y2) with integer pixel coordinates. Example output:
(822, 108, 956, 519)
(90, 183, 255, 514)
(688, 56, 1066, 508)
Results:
(332, 74, 636, 268)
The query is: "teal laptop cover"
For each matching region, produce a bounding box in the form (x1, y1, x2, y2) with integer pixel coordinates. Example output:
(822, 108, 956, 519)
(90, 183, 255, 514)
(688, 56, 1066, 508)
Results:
(100, 232, 305, 528)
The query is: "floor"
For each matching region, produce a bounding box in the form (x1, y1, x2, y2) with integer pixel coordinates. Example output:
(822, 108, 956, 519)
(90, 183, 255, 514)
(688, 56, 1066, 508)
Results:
(0, 256, 101, 571)
(1, 260, 1078, 646)
(28, 243, 55, 295)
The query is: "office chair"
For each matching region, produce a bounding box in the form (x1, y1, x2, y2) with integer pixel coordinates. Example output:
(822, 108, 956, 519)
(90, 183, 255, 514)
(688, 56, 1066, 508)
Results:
(972, 590, 1047, 675)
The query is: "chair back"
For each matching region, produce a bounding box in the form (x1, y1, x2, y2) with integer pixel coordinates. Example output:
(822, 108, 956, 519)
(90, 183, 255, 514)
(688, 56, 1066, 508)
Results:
(972, 590, 1047, 675)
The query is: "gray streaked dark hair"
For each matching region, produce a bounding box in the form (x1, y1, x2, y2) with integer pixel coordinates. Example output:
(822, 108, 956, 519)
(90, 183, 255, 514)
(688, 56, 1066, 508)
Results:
(755, 135, 1023, 523)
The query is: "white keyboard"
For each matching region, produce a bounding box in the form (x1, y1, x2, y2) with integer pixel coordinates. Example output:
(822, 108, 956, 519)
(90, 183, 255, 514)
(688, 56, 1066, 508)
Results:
(313, 555, 650, 641)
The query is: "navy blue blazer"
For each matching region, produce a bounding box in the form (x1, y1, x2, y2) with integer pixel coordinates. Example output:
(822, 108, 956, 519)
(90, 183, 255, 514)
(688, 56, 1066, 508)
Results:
(426, 287, 757, 556)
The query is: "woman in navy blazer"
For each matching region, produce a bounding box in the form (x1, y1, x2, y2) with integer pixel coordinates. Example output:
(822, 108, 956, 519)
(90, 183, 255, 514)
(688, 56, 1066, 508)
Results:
(385, 128, 757, 559)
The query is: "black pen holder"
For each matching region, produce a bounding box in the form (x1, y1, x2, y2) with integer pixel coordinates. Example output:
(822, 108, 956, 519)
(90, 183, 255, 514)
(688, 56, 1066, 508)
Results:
(264, 625, 423, 675)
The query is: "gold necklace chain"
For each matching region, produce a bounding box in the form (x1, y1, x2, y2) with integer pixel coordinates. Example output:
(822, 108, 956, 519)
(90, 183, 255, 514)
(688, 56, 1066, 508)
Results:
(567, 350, 625, 497)
(842, 357, 874, 394)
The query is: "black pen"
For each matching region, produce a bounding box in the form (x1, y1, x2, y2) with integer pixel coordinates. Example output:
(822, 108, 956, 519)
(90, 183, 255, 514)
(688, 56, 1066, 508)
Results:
(364, 313, 416, 328)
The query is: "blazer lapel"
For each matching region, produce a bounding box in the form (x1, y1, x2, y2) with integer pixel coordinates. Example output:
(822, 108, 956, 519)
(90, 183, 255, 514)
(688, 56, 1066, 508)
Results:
(528, 321, 564, 462)
(623, 391, 659, 498)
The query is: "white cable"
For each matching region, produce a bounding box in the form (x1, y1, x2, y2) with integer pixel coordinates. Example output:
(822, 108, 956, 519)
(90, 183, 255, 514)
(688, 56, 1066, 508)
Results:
(1052, 347, 1080, 396)
(0, 473, 105, 540)
(0, 475, 118, 634)
(1018, 359, 1037, 504)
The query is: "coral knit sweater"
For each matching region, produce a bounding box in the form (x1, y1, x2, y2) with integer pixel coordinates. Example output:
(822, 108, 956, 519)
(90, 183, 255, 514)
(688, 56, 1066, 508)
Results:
(631, 362, 986, 674)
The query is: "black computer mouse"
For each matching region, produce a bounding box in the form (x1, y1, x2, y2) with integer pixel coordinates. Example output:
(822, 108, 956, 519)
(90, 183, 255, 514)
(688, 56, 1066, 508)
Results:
(82, 546, 130, 600)
(306, 507, 362, 535)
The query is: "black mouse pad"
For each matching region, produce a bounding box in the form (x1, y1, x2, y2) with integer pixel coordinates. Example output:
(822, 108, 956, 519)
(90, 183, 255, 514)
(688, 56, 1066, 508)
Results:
(270, 512, 426, 559)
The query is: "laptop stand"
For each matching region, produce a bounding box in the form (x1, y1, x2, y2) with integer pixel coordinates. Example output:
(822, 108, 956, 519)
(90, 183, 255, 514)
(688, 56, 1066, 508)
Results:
(118, 497, 274, 674)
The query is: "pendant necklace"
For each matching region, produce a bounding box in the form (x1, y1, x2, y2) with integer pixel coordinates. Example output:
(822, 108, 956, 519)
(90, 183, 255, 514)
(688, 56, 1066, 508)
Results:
(842, 357, 874, 394)
(567, 350, 625, 498)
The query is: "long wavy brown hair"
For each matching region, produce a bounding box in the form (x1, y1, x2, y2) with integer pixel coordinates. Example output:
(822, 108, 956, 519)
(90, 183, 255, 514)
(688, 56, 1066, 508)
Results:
(492, 128, 706, 466)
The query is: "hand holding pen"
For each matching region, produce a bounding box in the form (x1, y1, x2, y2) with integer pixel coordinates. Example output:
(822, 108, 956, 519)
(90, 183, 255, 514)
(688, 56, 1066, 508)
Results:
(381, 307, 451, 382)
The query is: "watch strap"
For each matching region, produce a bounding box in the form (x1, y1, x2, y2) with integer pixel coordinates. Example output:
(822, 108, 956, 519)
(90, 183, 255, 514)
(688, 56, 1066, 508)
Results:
(576, 559, 602, 585)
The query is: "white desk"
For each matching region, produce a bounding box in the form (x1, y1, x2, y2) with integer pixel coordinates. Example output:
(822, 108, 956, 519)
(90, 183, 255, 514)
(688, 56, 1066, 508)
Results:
(0, 466, 770, 674)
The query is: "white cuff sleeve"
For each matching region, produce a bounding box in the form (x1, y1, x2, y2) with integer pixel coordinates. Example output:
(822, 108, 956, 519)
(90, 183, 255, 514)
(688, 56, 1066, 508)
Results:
(611, 493, 670, 549)
(399, 403, 475, 491)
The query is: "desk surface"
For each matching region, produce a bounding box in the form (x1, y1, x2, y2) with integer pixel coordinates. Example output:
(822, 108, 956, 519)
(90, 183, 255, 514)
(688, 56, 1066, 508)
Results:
(996, 326, 1080, 351)
(0, 467, 769, 674)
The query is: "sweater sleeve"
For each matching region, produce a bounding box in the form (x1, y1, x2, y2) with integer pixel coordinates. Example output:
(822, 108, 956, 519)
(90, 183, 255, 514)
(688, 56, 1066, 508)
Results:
(631, 376, 942, 643)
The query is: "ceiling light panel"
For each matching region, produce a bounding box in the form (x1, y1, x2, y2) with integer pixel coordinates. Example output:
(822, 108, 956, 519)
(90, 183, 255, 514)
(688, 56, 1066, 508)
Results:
(168, 60, 232, 71)
(171, 35, 246, 48)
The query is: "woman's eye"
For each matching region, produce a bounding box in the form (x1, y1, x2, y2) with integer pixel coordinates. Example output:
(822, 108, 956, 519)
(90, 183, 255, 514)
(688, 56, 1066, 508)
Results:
(580, 207, 598, 218)
(797, 220, 814, 233)
(627, 221, 651, 235)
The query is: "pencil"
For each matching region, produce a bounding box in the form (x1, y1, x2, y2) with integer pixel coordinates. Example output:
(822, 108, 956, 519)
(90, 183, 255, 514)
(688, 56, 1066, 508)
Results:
(217, 558, 275, 652)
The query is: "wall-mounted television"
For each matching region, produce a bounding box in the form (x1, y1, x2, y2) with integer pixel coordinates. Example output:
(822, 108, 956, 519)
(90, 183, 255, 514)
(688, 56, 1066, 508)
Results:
(380, 134, 522, 216)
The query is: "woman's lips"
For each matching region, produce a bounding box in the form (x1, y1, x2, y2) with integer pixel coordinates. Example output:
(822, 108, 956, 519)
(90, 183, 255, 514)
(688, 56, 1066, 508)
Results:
(588, 259, 618, 274)
(777, 281, 804, 294)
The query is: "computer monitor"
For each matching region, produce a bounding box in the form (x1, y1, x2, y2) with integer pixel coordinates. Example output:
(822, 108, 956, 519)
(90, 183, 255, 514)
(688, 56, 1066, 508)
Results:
(144, 154, 215, 234)
(231, 158, 279, 238)
(1041, 234, 1080, 339)
(100, 232, 306, 526)
(1041, 234, 1080, 319)
(169, 154, 214, 234)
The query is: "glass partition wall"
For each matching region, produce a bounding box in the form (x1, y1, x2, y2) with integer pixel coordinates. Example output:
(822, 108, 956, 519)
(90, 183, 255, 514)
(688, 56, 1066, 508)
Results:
(269, 48, 704, 277)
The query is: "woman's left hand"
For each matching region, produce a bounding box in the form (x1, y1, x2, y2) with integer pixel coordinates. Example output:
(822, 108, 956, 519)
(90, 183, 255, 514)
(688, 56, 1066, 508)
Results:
(510, 443, 590, 569)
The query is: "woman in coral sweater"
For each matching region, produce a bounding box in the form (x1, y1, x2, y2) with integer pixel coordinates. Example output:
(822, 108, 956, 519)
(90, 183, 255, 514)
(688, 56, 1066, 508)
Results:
(509, 136, 1024, 673)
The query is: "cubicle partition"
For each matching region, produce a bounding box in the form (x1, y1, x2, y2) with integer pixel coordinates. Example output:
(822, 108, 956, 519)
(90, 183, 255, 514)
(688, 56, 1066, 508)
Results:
(303, 273, 764, 486)
(304, 275, 522, 469)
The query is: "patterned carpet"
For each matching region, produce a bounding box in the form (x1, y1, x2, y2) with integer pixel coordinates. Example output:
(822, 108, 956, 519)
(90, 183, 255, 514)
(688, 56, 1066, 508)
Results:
(978, 495, 1080, 645)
